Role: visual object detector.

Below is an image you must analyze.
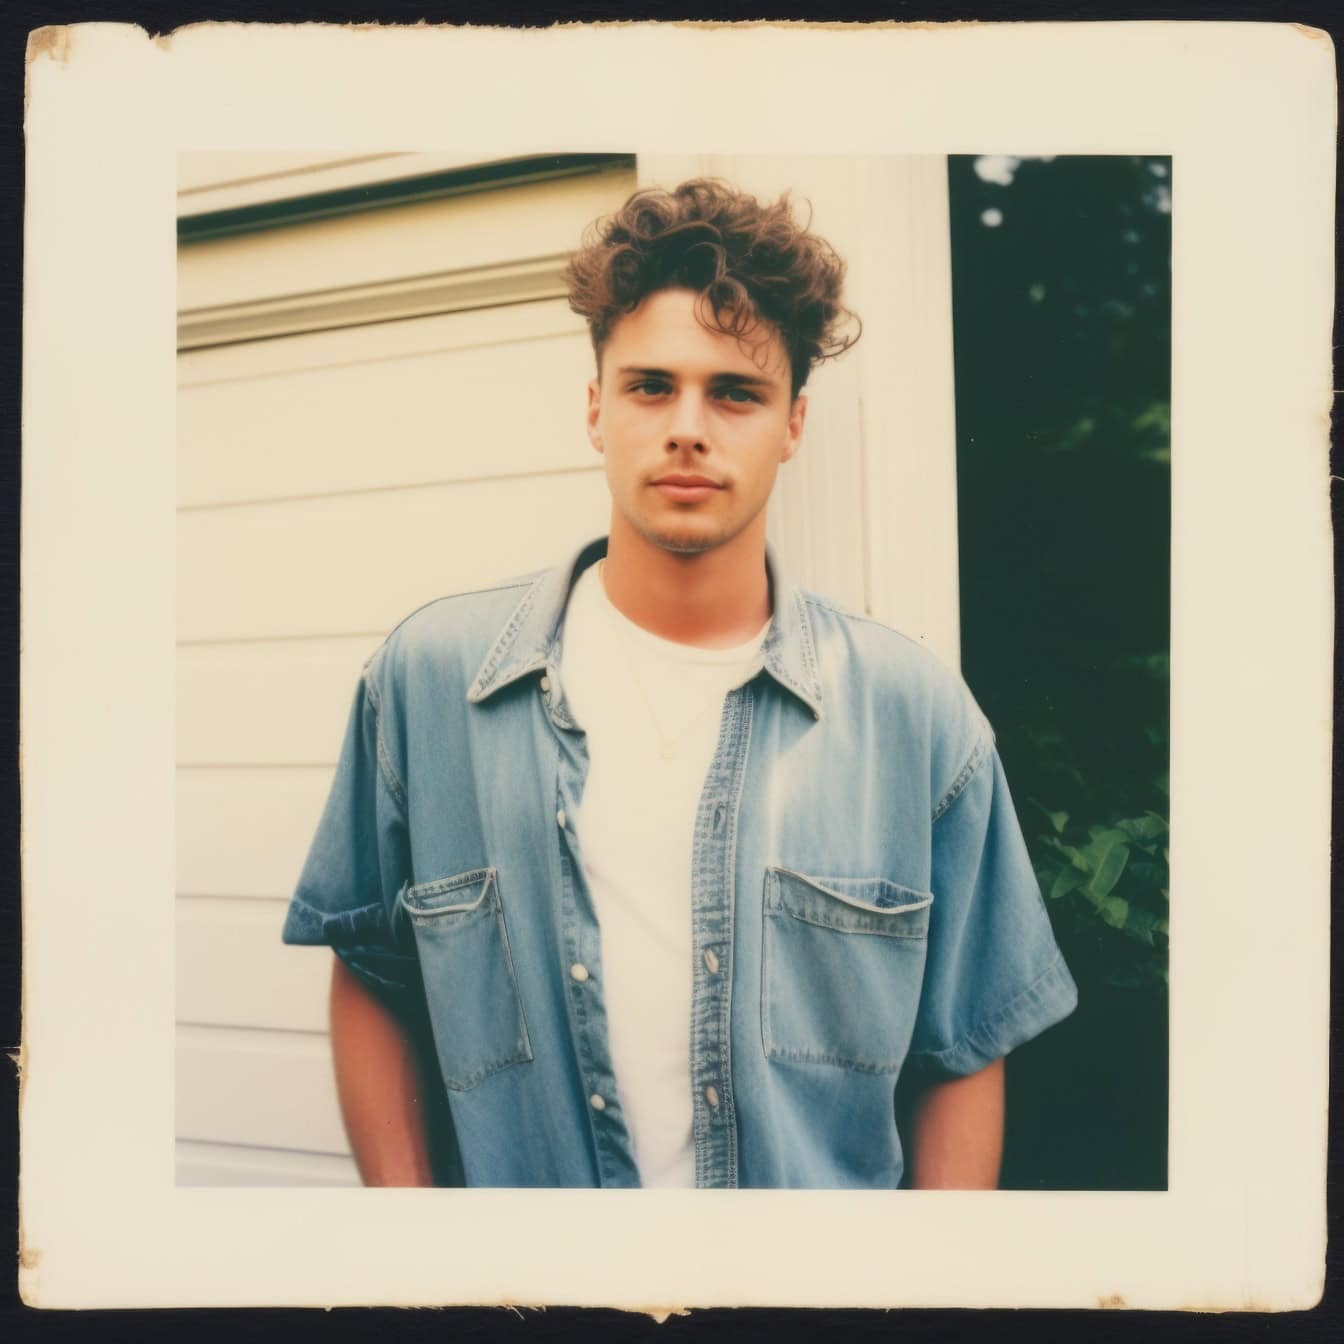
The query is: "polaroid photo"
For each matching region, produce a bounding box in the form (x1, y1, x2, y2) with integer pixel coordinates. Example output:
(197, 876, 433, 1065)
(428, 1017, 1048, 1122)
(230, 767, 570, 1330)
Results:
(19, 19, 1335, 1312)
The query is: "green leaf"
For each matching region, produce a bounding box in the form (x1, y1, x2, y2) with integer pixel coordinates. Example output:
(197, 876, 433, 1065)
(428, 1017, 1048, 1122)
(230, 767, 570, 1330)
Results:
(1087, 840, 1130, 900)
(1050, 867, 1085, 900)
(1132, 402, 1171, 435)
(1122, 904, 1159, 945)
(1042, 833, 1085, 865)
(1100, 896, 1129, 928)
(1087, 827, 1130, 849)
(1045, 840, 1089, 872)
(1117, 814, 1167, 843)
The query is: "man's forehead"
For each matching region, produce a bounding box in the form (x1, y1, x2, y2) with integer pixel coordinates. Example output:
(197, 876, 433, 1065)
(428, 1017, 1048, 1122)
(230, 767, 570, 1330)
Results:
(604, 288, 790, 381)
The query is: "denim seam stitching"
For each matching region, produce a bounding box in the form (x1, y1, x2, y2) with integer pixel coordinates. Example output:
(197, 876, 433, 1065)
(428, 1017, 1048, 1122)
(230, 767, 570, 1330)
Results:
(471, 577, 545, 693)
(405, 868, 494, 900)
(443, 1048, 533, 1092)
(930, 730, 990, 823)
(383, 576, 539, 649)
(794, 592, 821, 700)
(764, 1043, 903, 1073)
(491, 891, 535, 1070)
(332, 950, 411, 994)
(767, 906, 930, 940)
(359, 662, 409, 812)
(769, 866, 933, 914)
(719, 687, 751, 1189)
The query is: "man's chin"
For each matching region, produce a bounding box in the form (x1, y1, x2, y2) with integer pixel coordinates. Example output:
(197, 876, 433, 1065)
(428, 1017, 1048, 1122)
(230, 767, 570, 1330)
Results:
(635, 516, 733, 557)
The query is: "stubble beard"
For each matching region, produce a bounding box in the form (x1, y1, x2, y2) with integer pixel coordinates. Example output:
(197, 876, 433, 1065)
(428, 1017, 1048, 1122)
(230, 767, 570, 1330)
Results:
(624, 487, 768, 559)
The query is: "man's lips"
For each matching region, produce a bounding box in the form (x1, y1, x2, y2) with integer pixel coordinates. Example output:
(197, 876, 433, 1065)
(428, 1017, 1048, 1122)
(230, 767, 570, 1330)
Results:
(651, 474, 725, 502)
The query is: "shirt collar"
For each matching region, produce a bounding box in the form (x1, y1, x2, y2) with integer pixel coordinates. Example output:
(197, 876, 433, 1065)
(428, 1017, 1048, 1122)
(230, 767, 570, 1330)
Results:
(467, 535, 824, 720)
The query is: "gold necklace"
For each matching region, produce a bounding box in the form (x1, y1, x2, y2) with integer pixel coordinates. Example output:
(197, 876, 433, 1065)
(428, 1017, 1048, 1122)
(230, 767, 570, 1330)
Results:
(598, 560, 733, 761)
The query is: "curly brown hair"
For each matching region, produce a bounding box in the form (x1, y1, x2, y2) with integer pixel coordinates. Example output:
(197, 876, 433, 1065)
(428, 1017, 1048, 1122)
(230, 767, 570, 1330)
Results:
(564, 178, 861, 398)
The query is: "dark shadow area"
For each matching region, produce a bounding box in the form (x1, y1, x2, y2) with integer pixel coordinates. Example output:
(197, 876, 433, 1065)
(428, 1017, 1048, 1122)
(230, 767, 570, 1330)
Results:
(949, 154, 1171, 1190)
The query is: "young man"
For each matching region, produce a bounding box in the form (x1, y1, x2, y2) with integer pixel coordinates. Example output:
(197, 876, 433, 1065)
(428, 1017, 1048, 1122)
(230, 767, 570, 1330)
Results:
(282, 179, 1077, 1189)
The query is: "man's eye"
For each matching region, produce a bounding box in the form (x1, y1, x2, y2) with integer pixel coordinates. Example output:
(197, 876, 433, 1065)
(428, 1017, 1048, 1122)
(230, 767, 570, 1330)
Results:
(716, 386, 761, 404)
(630, 379, 670, 396)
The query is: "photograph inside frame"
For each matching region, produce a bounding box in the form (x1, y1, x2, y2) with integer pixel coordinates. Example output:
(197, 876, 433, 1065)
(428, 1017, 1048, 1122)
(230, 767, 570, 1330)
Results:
(174, 149, 1170, 1192)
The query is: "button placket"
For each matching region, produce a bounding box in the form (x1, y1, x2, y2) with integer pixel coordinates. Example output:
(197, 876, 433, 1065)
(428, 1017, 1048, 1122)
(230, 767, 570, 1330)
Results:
(689, 685, 752, 1186)
(551, 685, 640, 1188)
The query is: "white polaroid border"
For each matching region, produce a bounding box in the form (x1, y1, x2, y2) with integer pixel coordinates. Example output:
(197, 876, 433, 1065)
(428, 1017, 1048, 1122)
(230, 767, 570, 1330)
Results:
(20, 20, 1335, 1311)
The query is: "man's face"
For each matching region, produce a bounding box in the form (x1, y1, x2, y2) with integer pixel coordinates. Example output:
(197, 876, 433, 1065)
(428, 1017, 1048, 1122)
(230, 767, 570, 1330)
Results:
(586, 287, 807, 558)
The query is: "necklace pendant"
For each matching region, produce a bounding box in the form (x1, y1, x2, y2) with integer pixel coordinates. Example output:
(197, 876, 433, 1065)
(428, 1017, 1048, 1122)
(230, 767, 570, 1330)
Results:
(658, 741, 676, 760)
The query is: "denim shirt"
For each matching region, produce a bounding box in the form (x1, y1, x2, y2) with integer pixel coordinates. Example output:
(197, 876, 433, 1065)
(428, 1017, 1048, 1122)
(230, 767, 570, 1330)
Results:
(282, 537, 1077, 1188)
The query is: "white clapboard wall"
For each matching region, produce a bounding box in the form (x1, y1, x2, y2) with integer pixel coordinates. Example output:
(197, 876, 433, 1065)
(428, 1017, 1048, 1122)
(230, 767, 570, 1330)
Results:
(175, 152, 958, 1186)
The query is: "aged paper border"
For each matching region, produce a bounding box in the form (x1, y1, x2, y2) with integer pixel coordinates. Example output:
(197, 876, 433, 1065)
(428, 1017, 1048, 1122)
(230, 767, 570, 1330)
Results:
(19, 20, 1335, 1311)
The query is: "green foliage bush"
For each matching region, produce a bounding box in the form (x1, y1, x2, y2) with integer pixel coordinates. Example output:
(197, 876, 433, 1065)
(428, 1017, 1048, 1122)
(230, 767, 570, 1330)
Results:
(949, 154, 1171, 1187)
(1032, 798, 1168, 990)
(1020, 649, 1170, 993)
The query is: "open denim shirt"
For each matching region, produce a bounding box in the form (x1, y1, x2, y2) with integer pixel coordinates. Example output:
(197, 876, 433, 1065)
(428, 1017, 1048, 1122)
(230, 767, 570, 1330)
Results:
(282, 537, 1077, 1188)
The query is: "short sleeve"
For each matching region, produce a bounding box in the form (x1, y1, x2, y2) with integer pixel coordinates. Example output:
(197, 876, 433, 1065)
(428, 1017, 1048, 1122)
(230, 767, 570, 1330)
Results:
(908, 740, 1078, 1077)
(280, 669, 422, 1014)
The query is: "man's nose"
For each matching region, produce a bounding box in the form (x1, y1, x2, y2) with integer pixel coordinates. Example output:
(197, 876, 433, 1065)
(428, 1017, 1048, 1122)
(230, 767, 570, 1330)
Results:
(666, 391, 711, 454)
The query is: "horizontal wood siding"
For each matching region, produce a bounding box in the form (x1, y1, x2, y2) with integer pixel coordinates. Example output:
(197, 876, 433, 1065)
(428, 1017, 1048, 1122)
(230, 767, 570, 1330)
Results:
(176, 1139, 359, 1188)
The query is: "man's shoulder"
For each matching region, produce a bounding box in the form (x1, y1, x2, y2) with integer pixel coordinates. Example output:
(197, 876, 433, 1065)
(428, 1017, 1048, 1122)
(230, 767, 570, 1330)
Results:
(798, 588, 992, 760)
(364, 566, 551, 689)
(799, 589, 970, 695)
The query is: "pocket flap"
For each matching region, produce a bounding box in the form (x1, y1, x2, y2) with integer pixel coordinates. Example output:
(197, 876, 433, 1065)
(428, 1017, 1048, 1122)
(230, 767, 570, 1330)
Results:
(399, 867, 496, 920)
(766, 867, 932, 938)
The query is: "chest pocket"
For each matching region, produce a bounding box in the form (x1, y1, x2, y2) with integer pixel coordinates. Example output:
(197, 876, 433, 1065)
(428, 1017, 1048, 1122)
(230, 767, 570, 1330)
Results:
(761, 867, 932, 1074)
(398, 867, 533, 1091)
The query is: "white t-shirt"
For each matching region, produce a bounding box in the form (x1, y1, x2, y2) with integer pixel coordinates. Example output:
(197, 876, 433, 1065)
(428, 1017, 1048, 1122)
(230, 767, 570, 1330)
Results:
(560, 562, 769, 1187)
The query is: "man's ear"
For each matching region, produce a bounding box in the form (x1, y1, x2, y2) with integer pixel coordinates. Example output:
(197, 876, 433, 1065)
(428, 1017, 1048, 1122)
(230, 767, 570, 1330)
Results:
(781, 392, 808, 464)
(586, 379, 603, 453)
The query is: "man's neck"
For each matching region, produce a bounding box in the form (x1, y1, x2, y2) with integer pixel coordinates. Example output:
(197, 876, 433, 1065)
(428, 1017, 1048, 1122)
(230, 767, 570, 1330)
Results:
(600, 518, 771, 650)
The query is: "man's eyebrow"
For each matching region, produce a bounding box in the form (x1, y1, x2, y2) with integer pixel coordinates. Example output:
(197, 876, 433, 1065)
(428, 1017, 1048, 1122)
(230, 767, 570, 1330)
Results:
(614, 365, 776, 388)
(615, 365, 675, 379)
(708, 371, 775, 388)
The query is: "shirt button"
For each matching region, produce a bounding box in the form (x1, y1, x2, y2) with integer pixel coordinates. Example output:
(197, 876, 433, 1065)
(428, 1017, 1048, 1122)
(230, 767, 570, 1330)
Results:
(589, 1093, 606, 1112)
(703, 949, 720, 974)
(556, 809, 566, 829)
(540, 675, 551, 692)
(705, 1085, 720, 1108)
(569, 962, 590, 983)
